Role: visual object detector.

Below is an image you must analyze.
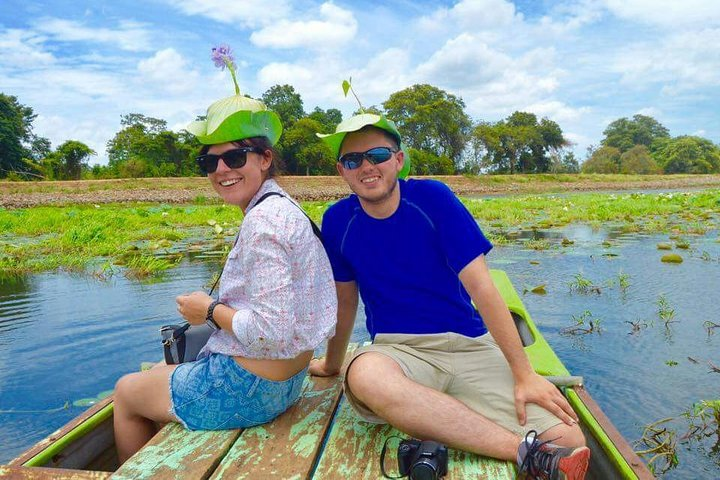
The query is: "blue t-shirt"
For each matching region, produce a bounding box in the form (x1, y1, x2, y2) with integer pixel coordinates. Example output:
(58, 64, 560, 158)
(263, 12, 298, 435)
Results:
(321, 179, 493, 338)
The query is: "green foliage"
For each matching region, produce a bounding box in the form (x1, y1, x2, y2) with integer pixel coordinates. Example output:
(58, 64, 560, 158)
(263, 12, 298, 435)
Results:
(52, 140, 96, 180)
(620, 145, 661, 174)
(106, 113, 199, 178)
(602, 114, 670, 152)
(281, 118, 335, 175)
(654, 136, 720, 174)
(261, 84, 305, 127)
(0, 93, 36, 178)
(383, 84, 471, 170)
(407, 148, 454, 175)
(470, 112, 567, 174)
(307, 107, 343, 132)
(581, 146, 620, 173)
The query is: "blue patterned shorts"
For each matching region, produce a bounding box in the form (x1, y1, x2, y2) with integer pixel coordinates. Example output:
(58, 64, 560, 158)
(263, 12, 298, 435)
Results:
(169, 353, 306, 431)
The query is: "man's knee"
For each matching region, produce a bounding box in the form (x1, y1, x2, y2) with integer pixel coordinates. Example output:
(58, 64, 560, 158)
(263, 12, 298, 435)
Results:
(541, 422, 586, 448)
(346, 352, 403, 404)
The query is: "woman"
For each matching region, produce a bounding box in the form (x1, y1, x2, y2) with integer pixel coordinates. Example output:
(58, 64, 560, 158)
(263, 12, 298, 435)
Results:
(113, 49, 337, 463)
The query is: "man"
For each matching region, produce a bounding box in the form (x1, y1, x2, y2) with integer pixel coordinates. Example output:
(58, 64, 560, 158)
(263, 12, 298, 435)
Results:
(310, 114, 590, 480)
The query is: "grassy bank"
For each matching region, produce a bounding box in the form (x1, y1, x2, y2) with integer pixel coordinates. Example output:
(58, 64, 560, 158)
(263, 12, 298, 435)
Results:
(3, 174, 720, 208)
(1, 188, 718, 278)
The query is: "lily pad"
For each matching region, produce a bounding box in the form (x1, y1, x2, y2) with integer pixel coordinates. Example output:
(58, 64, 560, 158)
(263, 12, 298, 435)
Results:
(661, 254, 683, 264)
(97, 390, 114, 400)
(561, 238, 574, 246)
(72, 398, 98, 407)
(529, 260, 540, 265)
(524, 284, 547, 295)
(657, 243, 672, 250)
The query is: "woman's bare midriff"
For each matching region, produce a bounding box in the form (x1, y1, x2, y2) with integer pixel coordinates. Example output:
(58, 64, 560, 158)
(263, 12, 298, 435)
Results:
(233, 350, 314, 381)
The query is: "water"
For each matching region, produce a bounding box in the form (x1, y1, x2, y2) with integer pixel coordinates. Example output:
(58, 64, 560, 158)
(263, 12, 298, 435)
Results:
(0, 226, 718, 478)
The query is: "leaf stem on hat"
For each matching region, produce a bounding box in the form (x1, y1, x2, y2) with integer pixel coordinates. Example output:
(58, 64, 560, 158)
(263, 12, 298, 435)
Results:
(342, 77, 364, 113)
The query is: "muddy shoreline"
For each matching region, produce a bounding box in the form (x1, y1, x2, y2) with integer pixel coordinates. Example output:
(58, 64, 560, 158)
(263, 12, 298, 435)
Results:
(2, 175, 720, 208)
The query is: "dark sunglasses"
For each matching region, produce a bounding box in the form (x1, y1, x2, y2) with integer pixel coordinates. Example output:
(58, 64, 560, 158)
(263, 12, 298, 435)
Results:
(196, 147, 265, 174)
(338, 147, 398, 170)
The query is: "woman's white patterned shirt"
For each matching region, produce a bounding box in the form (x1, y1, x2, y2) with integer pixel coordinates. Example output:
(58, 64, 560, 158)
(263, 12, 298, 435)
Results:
(199, 179, 337, 359)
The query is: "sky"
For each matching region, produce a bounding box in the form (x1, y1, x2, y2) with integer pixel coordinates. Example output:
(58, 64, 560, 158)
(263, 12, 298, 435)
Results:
(1, 0, 719, 165)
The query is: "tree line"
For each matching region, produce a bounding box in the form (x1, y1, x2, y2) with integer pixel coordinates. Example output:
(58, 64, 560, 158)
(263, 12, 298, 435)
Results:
(2, 87, 719, 181)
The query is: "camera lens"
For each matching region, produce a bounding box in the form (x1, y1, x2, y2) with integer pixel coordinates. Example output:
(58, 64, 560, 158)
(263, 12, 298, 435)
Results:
(410, 462, 438, 480)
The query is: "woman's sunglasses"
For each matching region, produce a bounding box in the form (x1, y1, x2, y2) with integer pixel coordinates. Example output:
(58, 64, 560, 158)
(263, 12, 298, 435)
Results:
(338, 147, 398, 170)
(196, 147, 265, 175)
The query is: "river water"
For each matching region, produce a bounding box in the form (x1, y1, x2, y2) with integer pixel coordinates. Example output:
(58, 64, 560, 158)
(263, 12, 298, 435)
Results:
(0, 224, 718, 478)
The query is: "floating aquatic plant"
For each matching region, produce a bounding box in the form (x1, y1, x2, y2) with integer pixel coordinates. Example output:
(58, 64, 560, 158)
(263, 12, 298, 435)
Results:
(568, 273, 601, 295)
(625, 318, 649, 335)
(657, 294, 677, 329)
(634, 418, 679, 475)
(661, 253, 683, 263)
(704, 321, 720, 337)
(523, 284, 547, 295)
(560, 310, 602, 336)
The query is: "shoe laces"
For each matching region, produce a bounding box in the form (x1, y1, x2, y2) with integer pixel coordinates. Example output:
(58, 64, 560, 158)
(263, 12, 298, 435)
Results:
(518, 430, 561, 479)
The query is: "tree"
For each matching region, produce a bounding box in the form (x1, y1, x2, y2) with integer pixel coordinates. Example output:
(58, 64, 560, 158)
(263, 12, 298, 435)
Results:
(470, 112, 568, 174)
(619, 145, 661, 174)
(121, 113, 167, 134)
(602, 114, 670, 153)
(654, 136, 720, 174)
(383, 84, 471, 170)
(281, 118, 334, 175)
(548, 149, 580, 173)
(581, 146, 620, 173)
(52, 141, 96, 180)
(261, 85, 305, 127)
(0, 94, 36, 178)
(308, 107, 343, 132)
(407, 148, 454, 175)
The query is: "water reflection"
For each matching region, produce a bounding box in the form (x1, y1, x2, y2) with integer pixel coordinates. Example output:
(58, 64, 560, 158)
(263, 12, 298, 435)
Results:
(0, 276, 35, 343)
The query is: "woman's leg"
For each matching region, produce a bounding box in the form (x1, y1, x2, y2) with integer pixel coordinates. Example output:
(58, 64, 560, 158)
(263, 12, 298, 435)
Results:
(114, 364, 178, 464)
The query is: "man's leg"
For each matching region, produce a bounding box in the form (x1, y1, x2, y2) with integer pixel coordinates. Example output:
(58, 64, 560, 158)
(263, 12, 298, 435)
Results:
(346, 352, 523, 461)
(113, 365, 178, 464)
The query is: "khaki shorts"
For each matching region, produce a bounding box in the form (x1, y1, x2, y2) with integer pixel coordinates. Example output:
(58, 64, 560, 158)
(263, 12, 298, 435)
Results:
(343, 332, 562, 437)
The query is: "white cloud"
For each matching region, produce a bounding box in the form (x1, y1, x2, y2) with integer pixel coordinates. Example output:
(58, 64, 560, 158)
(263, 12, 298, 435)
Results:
(0, 29, 56, 68)
(635, 107, 661, 117)
(418, 0, 519, 33)
(34, 18, 153, 52)
(137, 48, 200, 95)
(164, 0, 291, 27)
(524, 100, 592, 123)
(250, 2, 357, 50)
(614, 28, 720, 90)
(604, 0, 720, 28)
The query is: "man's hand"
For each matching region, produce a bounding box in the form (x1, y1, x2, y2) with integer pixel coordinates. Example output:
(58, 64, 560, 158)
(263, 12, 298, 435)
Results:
(176, 291, 213, 326)
(514, 372, 579, 426)
(309, 357, 341, 377)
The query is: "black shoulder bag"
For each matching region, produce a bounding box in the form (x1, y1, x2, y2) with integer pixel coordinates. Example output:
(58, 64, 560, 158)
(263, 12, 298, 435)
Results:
(160, 192, 322, 364)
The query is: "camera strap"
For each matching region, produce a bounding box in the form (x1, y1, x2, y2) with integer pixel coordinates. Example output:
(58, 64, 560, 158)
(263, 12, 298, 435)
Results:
(380, 436, 406, 479)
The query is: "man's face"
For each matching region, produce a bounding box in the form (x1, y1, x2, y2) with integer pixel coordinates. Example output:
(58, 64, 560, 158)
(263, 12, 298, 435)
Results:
(337, 129, 404, 207)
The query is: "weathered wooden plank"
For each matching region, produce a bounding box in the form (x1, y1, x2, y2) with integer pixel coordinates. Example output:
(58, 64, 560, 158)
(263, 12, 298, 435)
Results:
(210, 373, 345, 480)
(110, 424, 241, 480)
(312, 399, 516, 479)
(0, 465, 111, 479)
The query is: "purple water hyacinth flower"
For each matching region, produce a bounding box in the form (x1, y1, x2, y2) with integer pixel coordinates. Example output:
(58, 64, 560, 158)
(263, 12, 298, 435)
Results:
(211, 44, 235, 70)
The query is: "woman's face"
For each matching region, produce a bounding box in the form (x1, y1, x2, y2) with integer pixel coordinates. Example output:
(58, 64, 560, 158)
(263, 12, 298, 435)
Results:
(207, 141, 271, 211)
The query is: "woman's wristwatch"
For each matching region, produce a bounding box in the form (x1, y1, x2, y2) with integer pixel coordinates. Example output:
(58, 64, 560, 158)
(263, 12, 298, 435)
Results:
(206, 299, 223, 330)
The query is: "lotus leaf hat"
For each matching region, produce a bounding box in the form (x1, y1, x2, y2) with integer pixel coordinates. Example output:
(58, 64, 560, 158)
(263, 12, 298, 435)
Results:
(316, 113, 411, 178)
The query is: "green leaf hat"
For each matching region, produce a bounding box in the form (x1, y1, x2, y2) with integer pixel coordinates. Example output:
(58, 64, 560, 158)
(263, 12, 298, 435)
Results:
(316, 113, 411, 178)
(186, 94, 282, 146)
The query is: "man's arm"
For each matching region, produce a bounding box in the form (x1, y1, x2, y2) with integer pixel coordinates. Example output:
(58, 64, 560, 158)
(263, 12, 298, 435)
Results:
(459, 255, 578, 426)
(309, 280, 359, 376)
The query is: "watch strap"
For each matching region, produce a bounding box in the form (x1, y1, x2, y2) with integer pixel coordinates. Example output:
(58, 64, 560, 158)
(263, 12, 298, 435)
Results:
(206, 299, 223, 330)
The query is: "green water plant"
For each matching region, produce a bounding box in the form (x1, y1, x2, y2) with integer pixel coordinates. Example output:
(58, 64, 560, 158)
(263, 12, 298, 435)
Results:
(568, 273, 601, 295)
(657, 294, 677, 328)
(661, 253, 683, 263)
(704, 321, 720, 337)
(681, 400, 720, 454)
(634, 418, 679, 475)
(625, 319, 649, 335)
(560, 310, 602, 336)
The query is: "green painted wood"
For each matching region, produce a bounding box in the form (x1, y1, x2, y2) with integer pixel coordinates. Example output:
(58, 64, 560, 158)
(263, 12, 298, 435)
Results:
(211, 373, 345, 480)
(110, 423, 241, 480)
(312, 399, 517, 479)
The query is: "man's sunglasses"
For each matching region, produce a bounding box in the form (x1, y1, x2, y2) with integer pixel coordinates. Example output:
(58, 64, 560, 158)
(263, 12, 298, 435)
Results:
(196, 147, 265, 174)
(338, 147, 398, 170)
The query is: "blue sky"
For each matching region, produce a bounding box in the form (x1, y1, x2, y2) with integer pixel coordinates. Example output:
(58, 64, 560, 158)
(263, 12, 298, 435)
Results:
(1, 0, 719, 165)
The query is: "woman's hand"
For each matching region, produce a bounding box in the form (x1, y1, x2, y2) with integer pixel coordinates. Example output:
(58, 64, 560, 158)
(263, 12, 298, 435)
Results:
(176, 291, 214, 326)
(308, 357, 340, 377)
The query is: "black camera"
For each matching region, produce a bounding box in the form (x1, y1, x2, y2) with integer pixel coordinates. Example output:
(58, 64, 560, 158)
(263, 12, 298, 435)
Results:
(397, 439, 448, 480)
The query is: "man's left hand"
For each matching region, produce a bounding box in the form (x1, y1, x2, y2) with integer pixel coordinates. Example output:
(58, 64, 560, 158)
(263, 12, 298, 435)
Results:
(514, 373, 579, 426)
